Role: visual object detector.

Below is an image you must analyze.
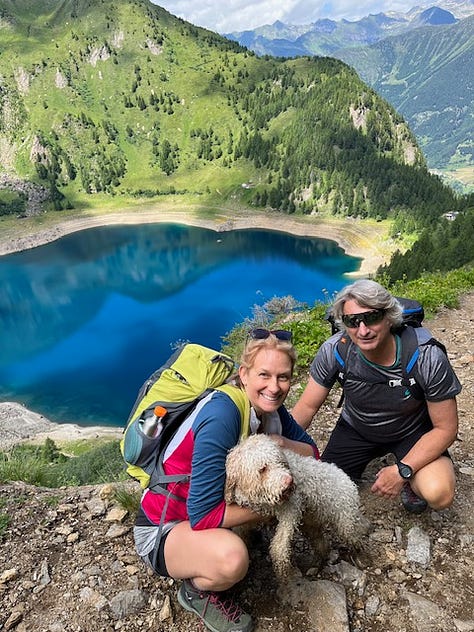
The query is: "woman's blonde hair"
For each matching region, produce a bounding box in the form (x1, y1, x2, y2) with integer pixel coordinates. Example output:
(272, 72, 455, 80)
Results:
(239, 332, 297, 374)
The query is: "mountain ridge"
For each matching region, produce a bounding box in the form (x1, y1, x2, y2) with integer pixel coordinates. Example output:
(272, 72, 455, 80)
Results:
(224, 1, 473, 191)
(224, 2, 471, 56)
(334, 15, 474, 175)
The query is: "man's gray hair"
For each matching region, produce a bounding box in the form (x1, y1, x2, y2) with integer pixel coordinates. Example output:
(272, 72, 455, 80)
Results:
(331, 279, 403, 330)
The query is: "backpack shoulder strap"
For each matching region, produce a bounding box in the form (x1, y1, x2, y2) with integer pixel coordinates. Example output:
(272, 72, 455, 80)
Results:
(215, 383, 251, 439)
(400, 325, 419, 368)
(400, 326, 447, 400)
(150, 383, 251, 496)
(333, 334, 352, 406)
(399, 326, 423, 399)
(333, 333, 353, 379)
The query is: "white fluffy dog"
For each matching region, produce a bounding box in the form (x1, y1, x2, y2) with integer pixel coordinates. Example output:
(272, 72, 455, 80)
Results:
(225, 434, 367, 578)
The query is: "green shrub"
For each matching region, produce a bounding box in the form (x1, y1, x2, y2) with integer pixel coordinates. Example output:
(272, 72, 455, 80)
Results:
(0, 439, 126, 487)
(52, 441, 126, 486)
(114, 484, 141, 514)
(221, 294, 312, 366)
(0, 449, 52, 486)
(382, 267, 474, 318)
(288, 304, 332, 372)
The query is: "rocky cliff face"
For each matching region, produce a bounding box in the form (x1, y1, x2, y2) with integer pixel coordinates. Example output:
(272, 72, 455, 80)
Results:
(1, 294, 473, 632)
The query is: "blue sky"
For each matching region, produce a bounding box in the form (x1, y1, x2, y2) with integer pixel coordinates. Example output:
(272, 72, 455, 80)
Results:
(150, 0, 425, 33)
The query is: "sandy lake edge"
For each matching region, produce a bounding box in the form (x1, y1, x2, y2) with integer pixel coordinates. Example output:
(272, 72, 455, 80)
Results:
(0, 205, 394, 276)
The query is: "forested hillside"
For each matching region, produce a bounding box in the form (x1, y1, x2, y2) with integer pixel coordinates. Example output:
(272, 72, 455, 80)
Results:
(379, 205, 474, 281)
(0, 0, 458, 229)
(335, 15, 474, 176)
(225, 5, 473, 192)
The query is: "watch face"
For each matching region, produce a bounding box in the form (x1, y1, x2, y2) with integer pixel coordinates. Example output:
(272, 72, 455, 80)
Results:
(398, 463, 413, 479)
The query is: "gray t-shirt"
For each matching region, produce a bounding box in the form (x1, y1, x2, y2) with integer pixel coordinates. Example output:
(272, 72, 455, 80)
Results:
(310, 328, 462, 443)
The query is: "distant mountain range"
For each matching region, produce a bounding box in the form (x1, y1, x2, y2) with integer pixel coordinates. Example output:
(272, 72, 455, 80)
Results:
(225, 2, 473, 57)
(225, 0, 474, 191)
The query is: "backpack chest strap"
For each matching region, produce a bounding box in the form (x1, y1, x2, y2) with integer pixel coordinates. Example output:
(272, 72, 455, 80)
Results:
(334, 327, 424, 400)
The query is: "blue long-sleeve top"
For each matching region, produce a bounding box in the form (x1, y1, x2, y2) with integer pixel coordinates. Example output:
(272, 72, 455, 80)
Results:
(140, 389, 318, 530)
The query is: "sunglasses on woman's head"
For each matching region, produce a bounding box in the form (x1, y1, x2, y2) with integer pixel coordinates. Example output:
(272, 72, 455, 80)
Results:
(248, 328, 292, 341)
(342, 308, 386, 329)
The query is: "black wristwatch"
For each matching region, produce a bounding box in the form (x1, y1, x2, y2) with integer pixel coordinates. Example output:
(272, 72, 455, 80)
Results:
(397, 461, 414, 480)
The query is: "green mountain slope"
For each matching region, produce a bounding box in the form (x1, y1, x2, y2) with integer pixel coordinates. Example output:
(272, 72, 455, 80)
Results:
(335, 16, 474, 176)
(0, 0, 456, 224)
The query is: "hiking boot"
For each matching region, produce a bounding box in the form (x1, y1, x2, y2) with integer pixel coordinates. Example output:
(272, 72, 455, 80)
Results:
(177, 579, 253, 632)
(401, 482, 428, 514)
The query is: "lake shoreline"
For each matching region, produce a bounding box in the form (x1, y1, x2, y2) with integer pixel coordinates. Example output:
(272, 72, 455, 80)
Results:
(0, 402, 123, 449)
(0, 205, 394, 277)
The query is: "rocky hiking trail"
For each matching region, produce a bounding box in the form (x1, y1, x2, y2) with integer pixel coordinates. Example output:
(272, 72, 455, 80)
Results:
(1, 293, 473, 632)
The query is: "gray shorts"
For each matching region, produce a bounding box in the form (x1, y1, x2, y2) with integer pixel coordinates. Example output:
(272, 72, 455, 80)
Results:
(134, 520, 180, 577)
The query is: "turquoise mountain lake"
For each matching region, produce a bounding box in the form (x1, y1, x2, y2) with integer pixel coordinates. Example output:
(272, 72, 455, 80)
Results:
(0, 223, 361, 427)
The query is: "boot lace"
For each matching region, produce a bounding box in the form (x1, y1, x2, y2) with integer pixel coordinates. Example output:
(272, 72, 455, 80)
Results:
(203, 591, 245, 623)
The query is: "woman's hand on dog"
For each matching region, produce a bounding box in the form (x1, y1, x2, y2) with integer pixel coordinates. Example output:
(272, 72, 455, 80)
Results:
(266, 434, 314, 457)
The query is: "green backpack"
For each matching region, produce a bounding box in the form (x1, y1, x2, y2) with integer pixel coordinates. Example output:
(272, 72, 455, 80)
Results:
(120, 343, 250, 492)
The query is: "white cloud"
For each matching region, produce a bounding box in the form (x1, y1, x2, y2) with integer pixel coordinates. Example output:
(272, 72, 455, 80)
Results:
(153, 0, 296, 32)
(151, 0, 426, 33)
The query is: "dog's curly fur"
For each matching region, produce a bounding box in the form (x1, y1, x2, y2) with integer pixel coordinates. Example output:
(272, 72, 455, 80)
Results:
(225, 434, 368, 578)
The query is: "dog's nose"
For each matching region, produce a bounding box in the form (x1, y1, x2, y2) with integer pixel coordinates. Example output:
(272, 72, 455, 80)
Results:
(281, 474, 294, 498)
